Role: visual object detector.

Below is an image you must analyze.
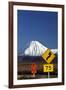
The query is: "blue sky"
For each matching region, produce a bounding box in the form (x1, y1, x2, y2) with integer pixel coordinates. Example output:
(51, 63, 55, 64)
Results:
(17, 10, 58, 53)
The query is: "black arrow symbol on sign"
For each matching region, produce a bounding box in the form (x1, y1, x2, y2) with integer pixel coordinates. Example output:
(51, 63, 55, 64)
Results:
(46, 52, 52, 60)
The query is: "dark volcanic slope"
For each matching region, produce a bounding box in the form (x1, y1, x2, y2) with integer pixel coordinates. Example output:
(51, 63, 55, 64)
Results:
(18, 54, 58, 64)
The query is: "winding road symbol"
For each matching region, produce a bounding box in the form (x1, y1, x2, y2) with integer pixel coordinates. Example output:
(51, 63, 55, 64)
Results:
(42, 49, 55, 63)
(46, 52, 52, 60)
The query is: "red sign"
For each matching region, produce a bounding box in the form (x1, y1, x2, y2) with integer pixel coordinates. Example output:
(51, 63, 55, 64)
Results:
(31, 63, 37, 75)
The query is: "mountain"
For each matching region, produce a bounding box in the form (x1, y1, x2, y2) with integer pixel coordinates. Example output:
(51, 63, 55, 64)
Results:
(24, 41, 57, 56)
(51, 49, 58, 54)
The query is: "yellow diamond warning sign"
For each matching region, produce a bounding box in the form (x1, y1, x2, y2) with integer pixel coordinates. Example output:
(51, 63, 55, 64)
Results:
(43, 64, 53, 72)
(42, 49, 55, 63)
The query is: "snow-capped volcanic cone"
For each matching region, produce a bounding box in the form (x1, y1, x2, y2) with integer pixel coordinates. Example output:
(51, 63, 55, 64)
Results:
(25, 41, 47, 56)
(24, 41, 58, 56)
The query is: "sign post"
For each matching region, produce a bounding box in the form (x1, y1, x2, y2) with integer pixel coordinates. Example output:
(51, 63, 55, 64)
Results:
(42, 49, 55, 78)
(48, 72, 50, 78)
(43, 64, 54, 78)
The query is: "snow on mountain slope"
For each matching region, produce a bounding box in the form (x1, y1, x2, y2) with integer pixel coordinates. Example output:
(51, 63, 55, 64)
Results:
(24, 41, 57, 56)
(51, 49, 58, 54)
(24, 41, 47, 56)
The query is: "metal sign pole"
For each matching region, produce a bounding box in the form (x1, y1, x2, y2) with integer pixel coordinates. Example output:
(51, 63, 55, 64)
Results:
(48, 72, 50, 78)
